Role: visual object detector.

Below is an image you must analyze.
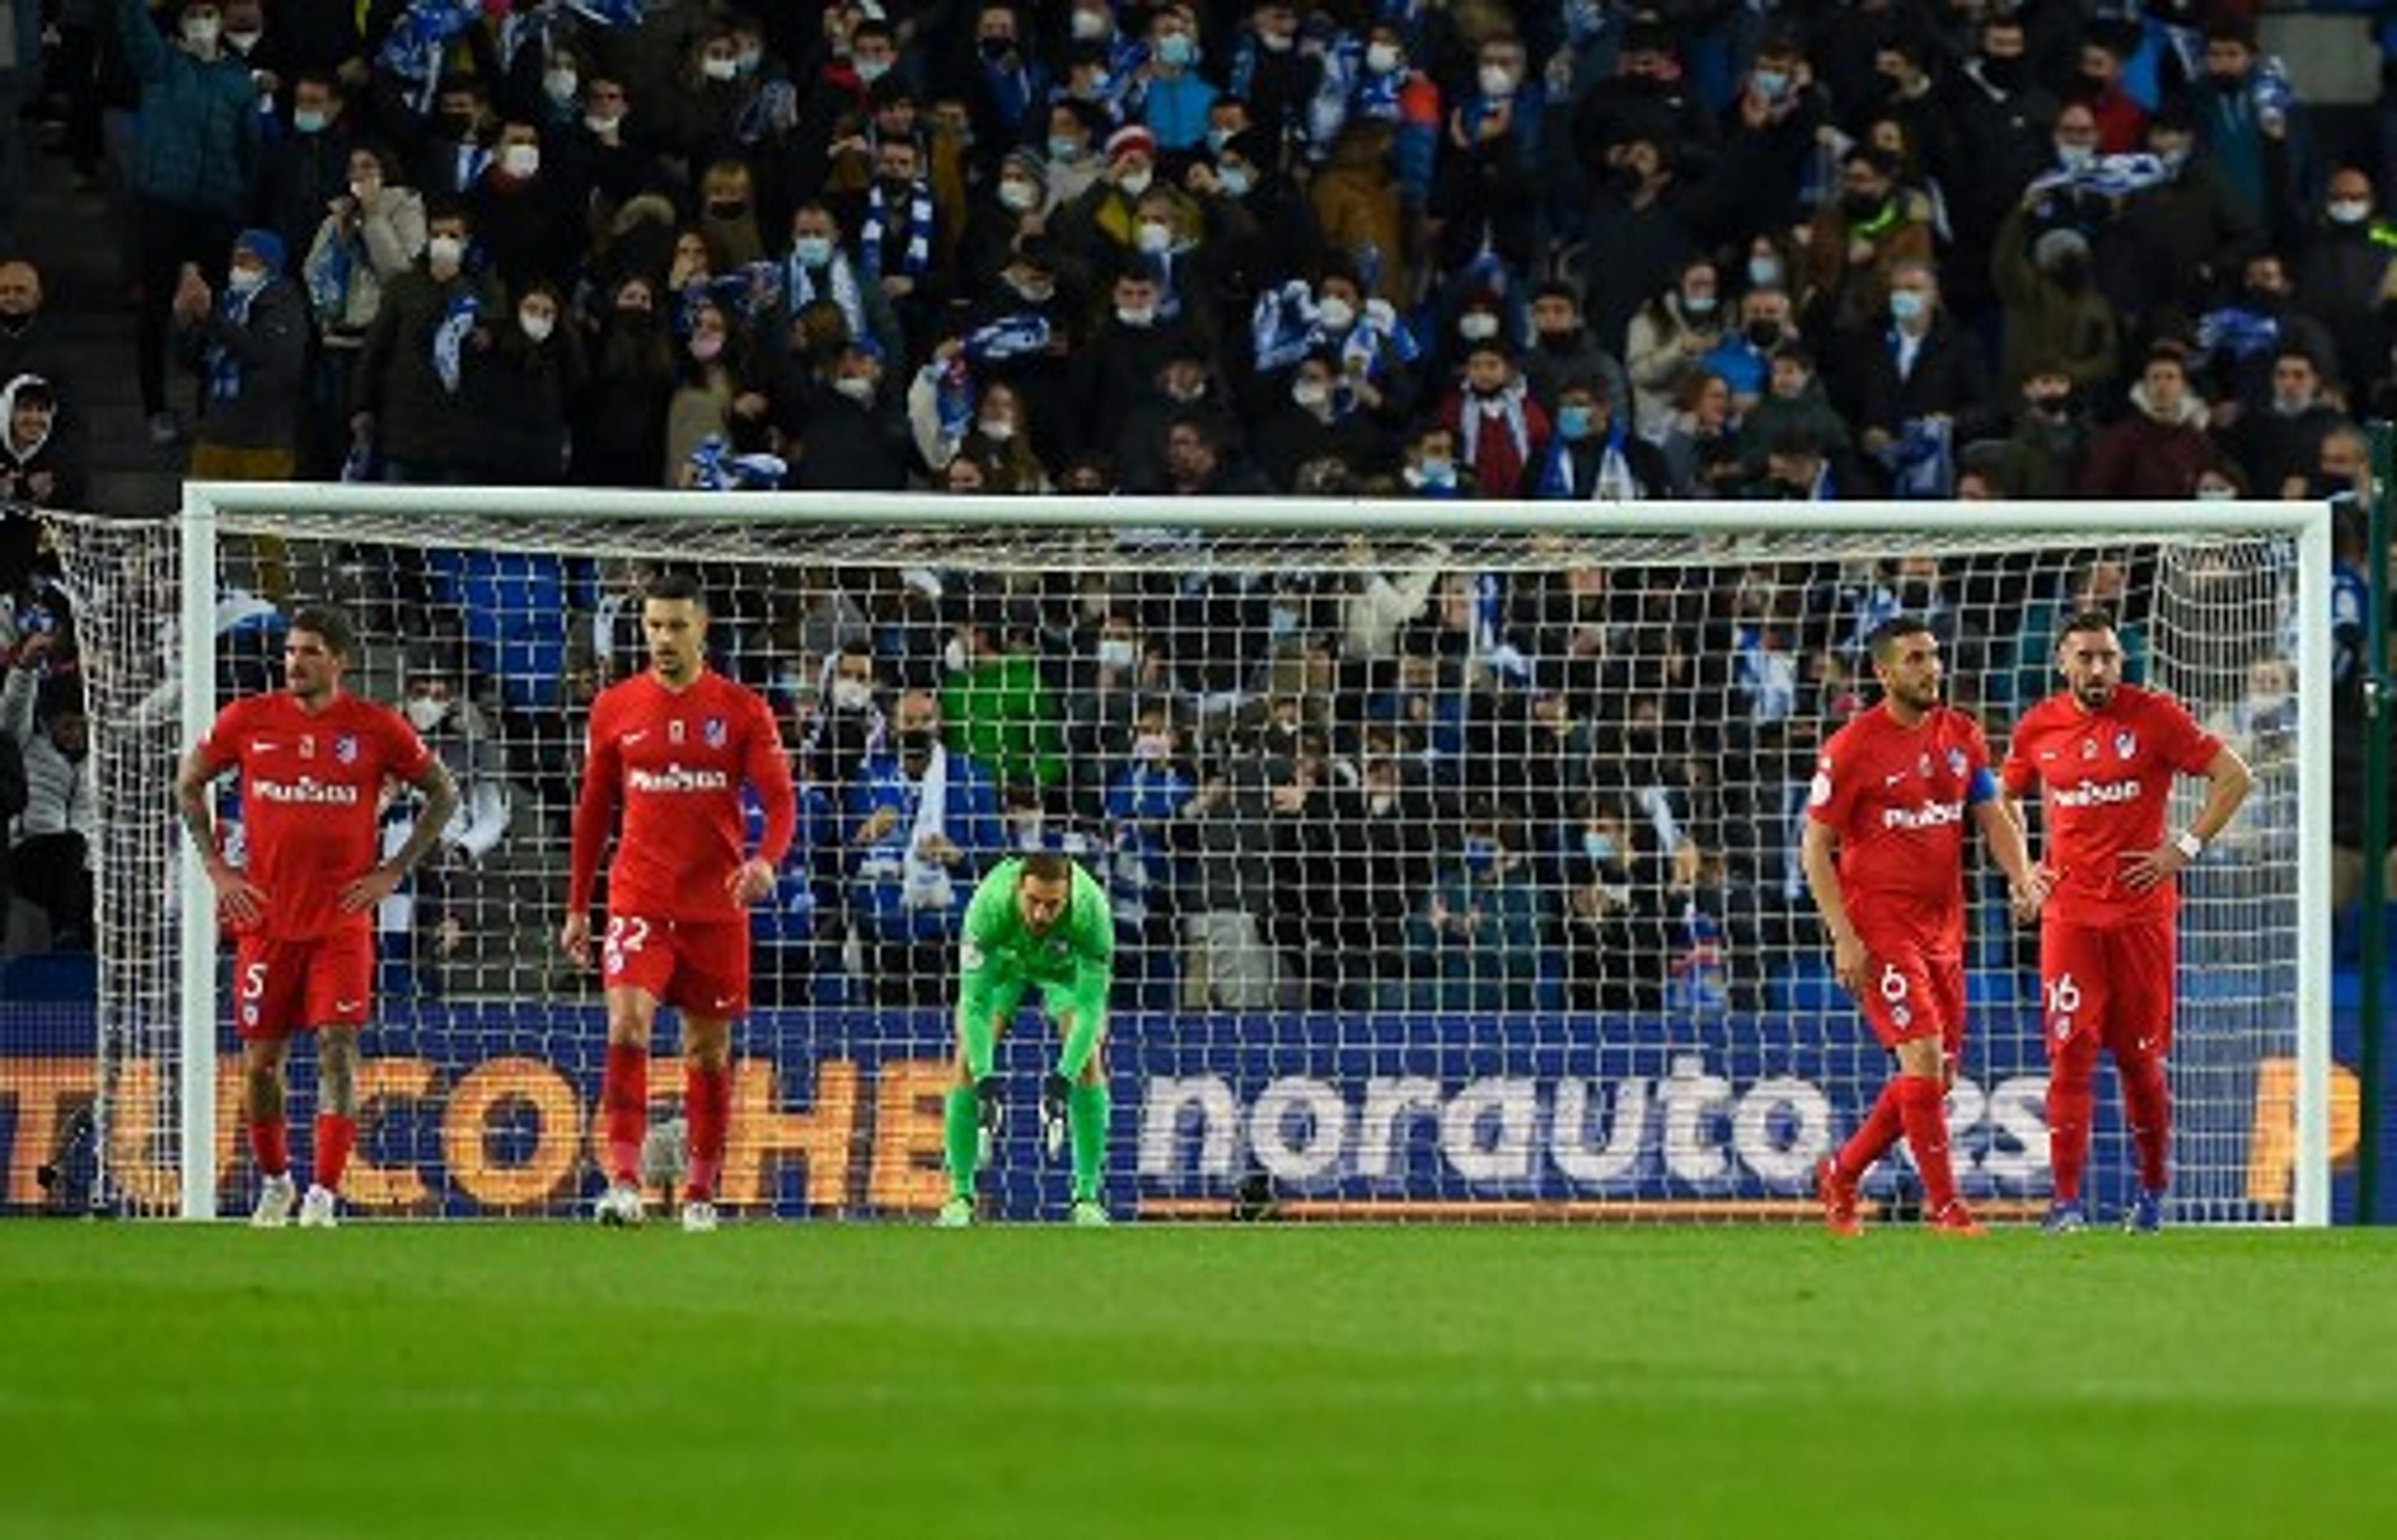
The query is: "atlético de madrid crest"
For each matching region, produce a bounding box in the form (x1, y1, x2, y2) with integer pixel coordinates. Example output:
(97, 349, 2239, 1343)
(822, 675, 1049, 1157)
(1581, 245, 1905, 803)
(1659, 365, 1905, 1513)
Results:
(1945, 748, 1967, 778)
(334, 734, 358, 765)
(703, 717, 727, 747)
(2114, 730, 2137, 760)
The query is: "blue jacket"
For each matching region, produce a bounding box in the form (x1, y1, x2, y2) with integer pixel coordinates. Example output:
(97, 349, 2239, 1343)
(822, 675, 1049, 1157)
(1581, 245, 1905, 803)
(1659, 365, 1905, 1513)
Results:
(115, 0, 259, 217)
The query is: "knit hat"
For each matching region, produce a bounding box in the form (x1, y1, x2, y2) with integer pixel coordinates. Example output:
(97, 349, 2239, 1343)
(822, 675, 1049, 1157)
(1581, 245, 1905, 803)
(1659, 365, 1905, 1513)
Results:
(233, 227, 287, 275)
(1105, 124, 1157, 163)
(2031, 227, 2091, 271)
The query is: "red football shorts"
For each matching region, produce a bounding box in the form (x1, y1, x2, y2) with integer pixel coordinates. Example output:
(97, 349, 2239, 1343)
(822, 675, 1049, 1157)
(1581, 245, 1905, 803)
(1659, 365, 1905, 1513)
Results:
(602, 913, 750, 1018)
(231, 931, 374, 1041)
(1855, 943, 1965, 1057)
(2041, 918, 2175, 1062)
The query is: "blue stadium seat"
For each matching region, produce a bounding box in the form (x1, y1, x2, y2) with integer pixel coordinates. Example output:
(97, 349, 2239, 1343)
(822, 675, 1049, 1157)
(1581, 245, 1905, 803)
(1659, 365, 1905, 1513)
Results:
(451, 553, 569, 715)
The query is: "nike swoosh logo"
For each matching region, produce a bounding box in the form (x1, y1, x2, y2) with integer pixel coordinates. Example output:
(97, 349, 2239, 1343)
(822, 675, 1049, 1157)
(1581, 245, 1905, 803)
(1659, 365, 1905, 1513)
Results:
(334, 1000, 361, 1013)
(1883, 772, 1907, 785)
(251, 740, 275, 753)
(622, 729, 649, 743)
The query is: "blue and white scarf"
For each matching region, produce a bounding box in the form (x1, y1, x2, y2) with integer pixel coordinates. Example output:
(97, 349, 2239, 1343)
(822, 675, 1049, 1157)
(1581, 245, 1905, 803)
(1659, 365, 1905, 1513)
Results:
(962, 313, 1051, 365)
(431, 289, 480, 395)
(861, 179, 934, 282)
(929, 355, 974, 449)
(2196, 306, 2281, 362)
(735, 79, 800, 146)
(378, 0, 484, 115)
(1250, 280, 1419, 378)
(781, 248, 866, 340)
(303, 228, 354, 326)
(2025, 152, 2174, 204)
(205, 282, 263, 401)
(1881, 415, 1952, 500)
(563, 0, 643, 27)
(1536, 421, 1636, 500)
(687, 434, 789, 491)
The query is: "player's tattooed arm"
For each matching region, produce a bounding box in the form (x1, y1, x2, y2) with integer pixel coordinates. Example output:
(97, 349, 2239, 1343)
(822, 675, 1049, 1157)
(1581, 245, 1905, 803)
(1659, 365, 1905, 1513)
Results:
(386, 757, 463, 878)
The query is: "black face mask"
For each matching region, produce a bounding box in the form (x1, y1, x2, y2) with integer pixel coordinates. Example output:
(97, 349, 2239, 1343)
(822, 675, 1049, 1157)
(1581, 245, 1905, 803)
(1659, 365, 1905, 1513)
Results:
(1536, 327, 1580, 352)
(1745, 319, 1782, 350)
(2317, 473, 2357, 499)
(0, 313, 29, 336)
(1978, 55, 2025, 91)
(2050, 255, 2091, 289)
(441, 110, 477, 139)
(1840, 190, 1884, 221)
(898, 727, 936, 756)
(707, 200, 748, 220)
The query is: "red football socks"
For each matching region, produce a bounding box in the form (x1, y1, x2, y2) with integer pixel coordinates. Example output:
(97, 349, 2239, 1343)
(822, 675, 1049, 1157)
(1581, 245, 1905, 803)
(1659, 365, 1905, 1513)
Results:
(249, 1114, 289, 1180)
(1895, 1074, 1958, 1215)
(1835, 1080, 1905, 1183)
(2120, 1055, 2172, 1194)
(313, 1113, 355, 1193)
(2046, 1051, 2095, 1204)
(685, 1062, 730, 1202)
(602, 1042, 649, 1186)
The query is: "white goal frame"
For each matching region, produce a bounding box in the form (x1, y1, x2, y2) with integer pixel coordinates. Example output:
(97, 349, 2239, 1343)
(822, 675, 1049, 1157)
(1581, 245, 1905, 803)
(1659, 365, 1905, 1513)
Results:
(157, 485, 2335, 1225)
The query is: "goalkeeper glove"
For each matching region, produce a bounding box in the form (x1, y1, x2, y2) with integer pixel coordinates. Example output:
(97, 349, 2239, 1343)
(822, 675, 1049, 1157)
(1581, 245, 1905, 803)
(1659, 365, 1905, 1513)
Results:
(974, 1076, 1004, 1172)
(1041, 1071, 1071, 1161)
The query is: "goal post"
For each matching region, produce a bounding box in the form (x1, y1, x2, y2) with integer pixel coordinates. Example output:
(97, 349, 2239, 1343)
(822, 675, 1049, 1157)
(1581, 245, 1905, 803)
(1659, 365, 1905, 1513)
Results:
(48, 486, 2335, 1224)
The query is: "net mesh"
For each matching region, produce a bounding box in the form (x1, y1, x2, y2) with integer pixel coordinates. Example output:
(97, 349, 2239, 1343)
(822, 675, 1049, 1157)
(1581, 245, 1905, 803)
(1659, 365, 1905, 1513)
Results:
(51, 499, 2308, 1224)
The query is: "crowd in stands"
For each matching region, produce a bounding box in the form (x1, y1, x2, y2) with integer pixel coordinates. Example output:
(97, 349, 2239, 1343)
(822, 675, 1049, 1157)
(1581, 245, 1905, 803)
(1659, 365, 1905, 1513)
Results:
(0, 0, 2379, 994)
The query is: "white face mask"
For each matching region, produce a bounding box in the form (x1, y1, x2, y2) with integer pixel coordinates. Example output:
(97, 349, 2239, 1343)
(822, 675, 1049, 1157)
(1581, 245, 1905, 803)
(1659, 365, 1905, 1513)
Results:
(1366, 41, 1401, 75)
(2330, 199, 2371, 226)
(854, 57, 891, 84)
(501, 144, 541, 179)
(833, 374, 875, 403)
(519, 308, 554, 341)
(544, 69, 579, 102)
(225, 27, 261, 51)
(943, 637, 969, 674)
(792, 234, 833, 267)
(427, 233, 465, 269)
(2056, 142, 2096, 172)
(976, 414, 1015, 441)
(183, 16, 222, 49)
(702, 56, 739, 82)
(1293, 378, 1330, 411)
(1477, 64, 1515, 99)
(403, 696, 447, 732)
(1135, 219, 1173, 254)
(1072, 8, 1110, 41)
(830, 677, 873, 712)
(1459, 311, 1499, 341)
(1115, 165, 1154, 197)
(1115, 303, 1156, 328)
(584, 111, 620, 135)
(1096, 638, 1136, 671)
(2194, 484, 2238, 501)
(227, 265, 268, 295)
(1316, 295, 1355, 331)
(998, 178, 1039, 212)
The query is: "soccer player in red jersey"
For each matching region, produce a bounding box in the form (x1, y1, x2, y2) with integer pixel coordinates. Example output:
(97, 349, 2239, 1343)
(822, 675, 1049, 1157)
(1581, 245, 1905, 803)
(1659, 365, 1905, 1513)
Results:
(563, 572, 797, 1231)
(174, 606, 459, 1229)
(2001, 610, 2251, 1233)
(1802, 616, 2046, 1236)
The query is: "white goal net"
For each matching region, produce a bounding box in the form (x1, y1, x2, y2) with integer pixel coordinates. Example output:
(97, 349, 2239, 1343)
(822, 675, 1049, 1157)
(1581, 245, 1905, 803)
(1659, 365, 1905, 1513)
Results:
(46, 489, 2333, 1224)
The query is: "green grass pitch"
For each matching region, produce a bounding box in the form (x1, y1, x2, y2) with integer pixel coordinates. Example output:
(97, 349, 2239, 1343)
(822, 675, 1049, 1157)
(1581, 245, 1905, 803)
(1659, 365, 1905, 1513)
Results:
(6, 1224, 2395, 1539)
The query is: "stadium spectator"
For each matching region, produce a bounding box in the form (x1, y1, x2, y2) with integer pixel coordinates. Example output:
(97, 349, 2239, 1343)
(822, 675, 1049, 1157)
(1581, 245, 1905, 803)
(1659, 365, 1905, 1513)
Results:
(378, 653, 513, 984)
(1396, 803, 1543, 1013)
(116, 0, 261, 448)
(1625, 255, 1724, 441)
(348, 202, 504, 484)
(846, 687, 1002, 1006)
(0, 375, 82, 515)
(4, 637, 92, 949)
(174, 227, 308, 480)
(301, 145, 426, 478)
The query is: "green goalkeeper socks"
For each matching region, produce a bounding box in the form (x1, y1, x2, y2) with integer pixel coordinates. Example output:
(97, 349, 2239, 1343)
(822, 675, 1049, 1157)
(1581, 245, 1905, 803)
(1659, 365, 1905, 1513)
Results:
(1068, 1082, 1109, 1202)
(943, 1086, 979, 1200)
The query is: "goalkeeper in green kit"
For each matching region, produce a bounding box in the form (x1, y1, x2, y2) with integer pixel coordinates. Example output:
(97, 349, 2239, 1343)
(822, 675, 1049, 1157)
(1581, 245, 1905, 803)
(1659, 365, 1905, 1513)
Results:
(941, 850, 1115, 1227)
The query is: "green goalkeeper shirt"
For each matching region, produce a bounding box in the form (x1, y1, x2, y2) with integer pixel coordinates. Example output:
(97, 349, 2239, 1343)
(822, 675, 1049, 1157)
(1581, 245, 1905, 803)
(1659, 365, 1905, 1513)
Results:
(958, 857, 1116, 1018)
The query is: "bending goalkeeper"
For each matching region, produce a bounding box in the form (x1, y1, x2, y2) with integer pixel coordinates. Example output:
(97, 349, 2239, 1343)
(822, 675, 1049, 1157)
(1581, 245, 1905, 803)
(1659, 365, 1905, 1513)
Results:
(942, 851, 1115, 1227)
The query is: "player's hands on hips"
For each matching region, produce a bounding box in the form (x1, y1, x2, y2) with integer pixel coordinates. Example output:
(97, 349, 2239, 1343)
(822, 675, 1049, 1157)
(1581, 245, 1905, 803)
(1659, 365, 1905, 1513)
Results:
(560, 910, 592, 968)
(1831, 929, 1869, 998)
(728, 857, 775, 906)
(2119, 840, 2187, 893)
(338, 862, 404, 914)
(207, 861, 267, 926)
